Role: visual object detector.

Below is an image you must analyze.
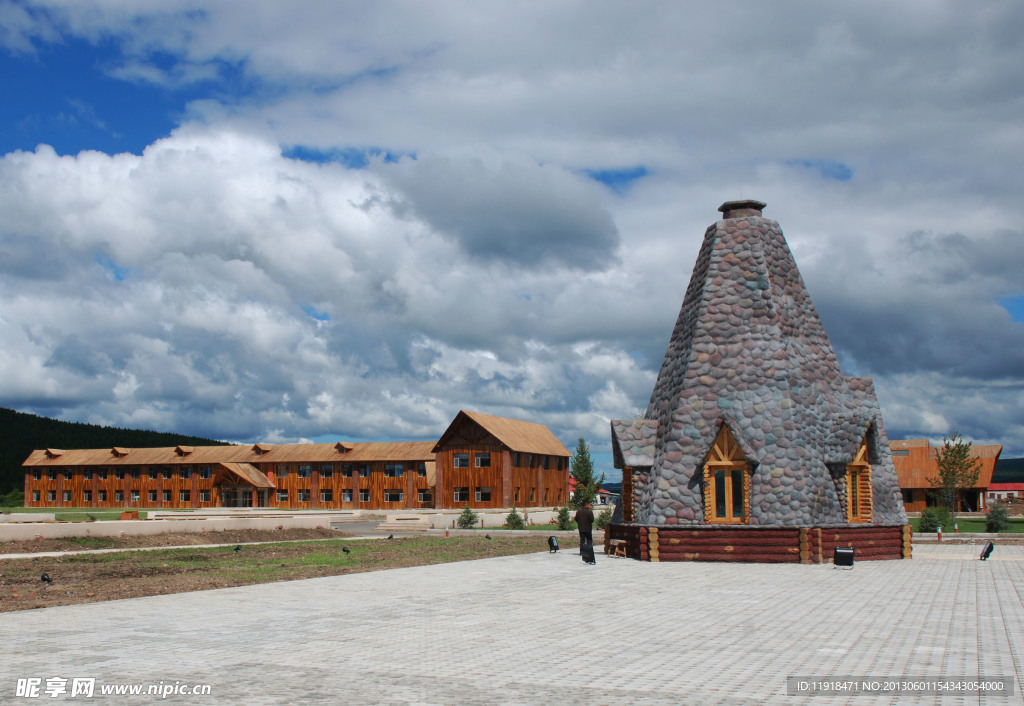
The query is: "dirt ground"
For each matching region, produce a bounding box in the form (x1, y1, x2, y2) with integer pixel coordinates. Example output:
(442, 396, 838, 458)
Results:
(0, 527, 346, 555)
(0, 530, 555, 613)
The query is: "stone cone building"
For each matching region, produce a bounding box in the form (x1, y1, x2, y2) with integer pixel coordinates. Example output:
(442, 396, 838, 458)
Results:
(608, 200, 909, 562)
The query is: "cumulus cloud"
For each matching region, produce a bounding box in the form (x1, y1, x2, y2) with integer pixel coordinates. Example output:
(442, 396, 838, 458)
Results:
(2, 0, 1024, 471)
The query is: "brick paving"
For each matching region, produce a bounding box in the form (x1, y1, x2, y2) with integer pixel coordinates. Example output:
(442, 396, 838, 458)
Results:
(3, 543, 1023, 704)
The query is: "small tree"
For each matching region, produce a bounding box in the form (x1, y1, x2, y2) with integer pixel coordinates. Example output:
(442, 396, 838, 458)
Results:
(919, 506, 952, 533)
(595, 507, 613, 531)
(505, 506, 526, 530)
(456, 504, 479, 529)
(570, 437, 605, 509)
(556, 505, 573, 530)
(986, 502, 1011, 533)
(926, 432, 983, 516)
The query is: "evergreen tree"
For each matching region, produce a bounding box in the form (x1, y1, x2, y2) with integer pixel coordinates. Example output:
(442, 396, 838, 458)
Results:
(456, 504, 479, 529)
(504, 506, 526, 530)
(556, 505, 573, 530)
(570, 437, 604, 509)
(926, 432, 983, 516)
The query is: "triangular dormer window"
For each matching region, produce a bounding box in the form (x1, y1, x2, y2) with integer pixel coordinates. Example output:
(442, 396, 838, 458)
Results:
(45, 448, 65, 459)
(111, 447, 129, 457)
(176, 446, 194, 456)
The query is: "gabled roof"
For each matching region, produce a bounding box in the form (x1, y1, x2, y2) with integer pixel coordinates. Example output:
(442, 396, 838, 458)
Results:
(433, 410, 570, 456)
(217, 462, 275, 489)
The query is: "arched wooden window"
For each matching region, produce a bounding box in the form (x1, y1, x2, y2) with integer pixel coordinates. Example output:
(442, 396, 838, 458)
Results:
(846, 439, 873, 523)
(703, 425, 750, 524)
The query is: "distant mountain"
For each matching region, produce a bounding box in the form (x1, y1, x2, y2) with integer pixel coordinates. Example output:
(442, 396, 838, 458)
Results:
(602, 482, 622, 495)
(992, 457, 1024, 484)
(0, 408, 231, 495)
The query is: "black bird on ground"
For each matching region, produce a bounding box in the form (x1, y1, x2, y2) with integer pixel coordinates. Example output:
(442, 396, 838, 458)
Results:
(41, 573, 52, 588)
(342, 546, 351, 555)
(485, 534, 492, 540)
(387, 534, 394, 541)
(234, 545, 242, 552)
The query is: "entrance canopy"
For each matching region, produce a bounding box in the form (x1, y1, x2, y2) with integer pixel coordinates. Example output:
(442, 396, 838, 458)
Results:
(214, 462, 275, 489)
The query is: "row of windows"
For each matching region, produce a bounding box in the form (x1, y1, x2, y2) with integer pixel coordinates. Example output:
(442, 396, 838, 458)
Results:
(453, 453, 565, 471)
(272, 462, 427, 478)
(273, 489, 433, 503)
(32, 489, 211, 503)
(32, 467, 214, 481)
(450, 487, 564, 504)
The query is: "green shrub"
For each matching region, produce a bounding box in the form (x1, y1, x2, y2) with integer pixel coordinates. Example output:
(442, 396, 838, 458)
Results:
(456, 505, 479, 529)
(556, 506, 573, 530)
(0, 488, 24, 508)
(595, 507, 613, 530)
(919, 506, 953, 533)
(986, 503, 1011, 533)
(504, 507, 526, 530)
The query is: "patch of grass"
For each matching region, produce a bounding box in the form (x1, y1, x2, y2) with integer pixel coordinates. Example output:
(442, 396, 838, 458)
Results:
(63, 537, 119, 549)
(908, 517, 1024, 533)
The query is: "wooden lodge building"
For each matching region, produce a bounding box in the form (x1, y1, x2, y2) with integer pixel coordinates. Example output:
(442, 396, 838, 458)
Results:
(607, 200, 909, 563)
(23, 410, 570, 512)
(890, 438, 1002, 512)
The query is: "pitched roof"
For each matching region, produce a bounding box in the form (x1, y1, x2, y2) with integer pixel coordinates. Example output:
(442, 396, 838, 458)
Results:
(433, 410, 570, 456)
(611, 200, 906, 527)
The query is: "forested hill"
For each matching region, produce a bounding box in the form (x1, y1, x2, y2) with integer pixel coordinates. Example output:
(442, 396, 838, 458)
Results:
(0, 408, 232, 495)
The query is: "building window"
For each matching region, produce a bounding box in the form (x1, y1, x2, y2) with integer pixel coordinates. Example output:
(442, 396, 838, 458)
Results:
(98, 469, 108, 480)
(542, 456, 549, 470)
(341, 464, 353, 478)
(529, 488, 536, 503)
(475, 453, 491, 468)
(544, 489, 549, 504)
(384, 489, 403, 503)
(276, 464, 288, 478)
(359, 489, 370, 502)
(846, 440, 873, 523)
(180, 467, 191, 479)
(131, 469, 140, 480)
(277, 490, 289, 502)
(83, 469, 93, 480)
(131, 491, 140, 503)
(116, 491, 124, 502)
(149, 490, 158, 503)
(320, 464, 333, 477)
(200, 466, 212, 479)
(163, 490, 172, 503)
(180, 490, 190, 503)
(512, 452, 520, 467)
(514, 487, 521, 505)
(557, 489, 563, 504)
(297, 489, 311, 502)
(32, 490, 40, 502)
(48, 470, 57, 481)
(417, 462, 426, 477)
(200, 490, 210, 502)
(454, 453, 469, 468)
(298, 465, 311, 478)
(148, 469, 158, 480)
(703, 426, 749, 524)
(385, 463, 404, 477)
(64, 469, 73, 480)
(529, 455, 536, 469)
(33, 470, 41, 480)
(359, 464, 370, 478)
(454, 487, 470, 503)
(321, 489, 333, 502)
(557, 458, 564, 471)
(343, 489, 353, 502)
(64, 490, 72, 502)
(475, 487, 492, 502)
(99, 490, 107, 502)
(891, 449, 909, 456)
(48, 491, 56, 502)
(418, 489, 432, 503)
(84, 490, 92, 502)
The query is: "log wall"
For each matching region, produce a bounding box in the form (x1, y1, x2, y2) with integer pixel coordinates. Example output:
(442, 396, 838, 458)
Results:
(608, 523, 910, 563)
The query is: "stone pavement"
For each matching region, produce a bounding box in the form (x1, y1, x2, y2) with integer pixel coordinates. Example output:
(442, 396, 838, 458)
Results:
(3, 543, 1023, 705)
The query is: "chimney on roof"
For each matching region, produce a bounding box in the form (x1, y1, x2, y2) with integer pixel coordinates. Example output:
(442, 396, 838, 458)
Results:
(718, 200, 766, 219)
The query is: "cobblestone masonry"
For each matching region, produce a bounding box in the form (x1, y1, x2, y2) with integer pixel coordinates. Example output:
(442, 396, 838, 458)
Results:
(3, 545, 1023, 704)
(611, 200, 906, 528)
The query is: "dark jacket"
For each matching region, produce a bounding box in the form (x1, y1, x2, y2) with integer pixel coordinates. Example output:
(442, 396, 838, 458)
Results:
(574, 506, 595, 532)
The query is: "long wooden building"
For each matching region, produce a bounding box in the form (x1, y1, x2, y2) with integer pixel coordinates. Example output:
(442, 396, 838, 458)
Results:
(22, 410, 570, 511)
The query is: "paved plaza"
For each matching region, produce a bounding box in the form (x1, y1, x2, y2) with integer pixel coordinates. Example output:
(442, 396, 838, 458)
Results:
(3, 542, 1024, 704)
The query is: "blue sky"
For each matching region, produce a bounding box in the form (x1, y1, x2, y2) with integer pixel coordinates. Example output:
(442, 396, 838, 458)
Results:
(2, 0, 1024, 477)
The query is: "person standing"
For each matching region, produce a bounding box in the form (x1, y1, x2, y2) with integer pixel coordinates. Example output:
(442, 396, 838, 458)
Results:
(574, 501, 595, 546)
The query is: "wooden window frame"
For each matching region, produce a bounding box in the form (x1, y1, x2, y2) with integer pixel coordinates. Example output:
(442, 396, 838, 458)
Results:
(846, 440, 873, 523)
(702, 425, 750, 525)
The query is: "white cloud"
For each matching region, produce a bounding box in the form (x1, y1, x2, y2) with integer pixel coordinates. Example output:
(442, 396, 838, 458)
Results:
(2, 0, 1024, 468)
